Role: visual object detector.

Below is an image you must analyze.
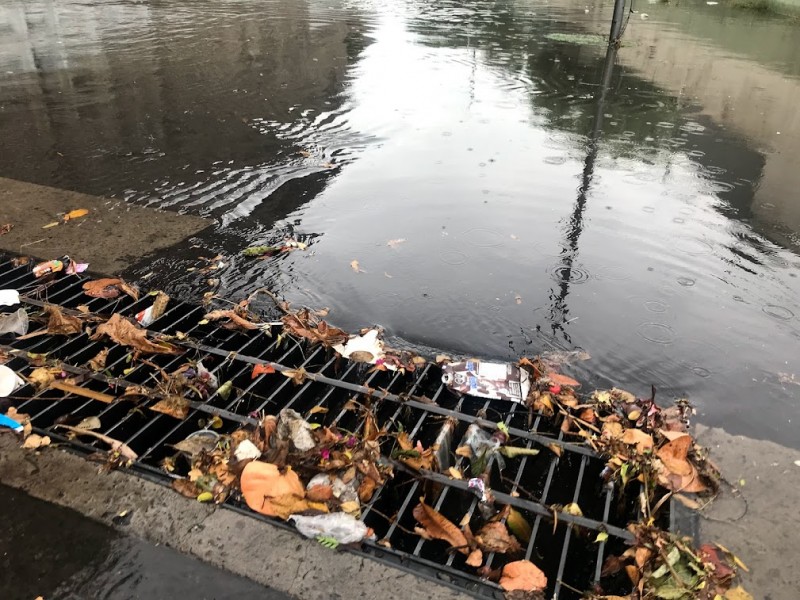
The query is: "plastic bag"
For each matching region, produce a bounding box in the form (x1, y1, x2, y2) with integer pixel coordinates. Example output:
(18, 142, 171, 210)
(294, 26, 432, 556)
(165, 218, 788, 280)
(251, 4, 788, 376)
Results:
(289, 512, 370, 544)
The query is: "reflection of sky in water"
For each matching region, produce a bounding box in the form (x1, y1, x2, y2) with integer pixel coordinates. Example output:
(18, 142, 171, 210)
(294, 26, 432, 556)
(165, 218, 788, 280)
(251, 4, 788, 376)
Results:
(0, 0, 799, 446)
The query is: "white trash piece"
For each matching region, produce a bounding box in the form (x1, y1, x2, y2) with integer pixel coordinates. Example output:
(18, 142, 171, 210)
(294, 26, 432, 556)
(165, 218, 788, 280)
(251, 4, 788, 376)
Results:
(0, 290, 20, 306)
(333, 329, 385, 365)
(442, 359, 531, 403)
(0, 365, 25, 397)
(234, 439, 262, 462)
(289, 512, 370, 545)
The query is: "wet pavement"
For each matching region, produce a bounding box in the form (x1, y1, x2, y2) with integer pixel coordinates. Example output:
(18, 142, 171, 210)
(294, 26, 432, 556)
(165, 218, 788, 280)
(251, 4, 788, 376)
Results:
(0, 483, 291, 600)
(1, 0, 799, 448)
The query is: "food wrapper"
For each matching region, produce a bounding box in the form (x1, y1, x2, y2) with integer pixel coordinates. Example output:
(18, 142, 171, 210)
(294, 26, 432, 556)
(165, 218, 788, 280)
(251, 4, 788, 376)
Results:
(442, 359, 530, 403)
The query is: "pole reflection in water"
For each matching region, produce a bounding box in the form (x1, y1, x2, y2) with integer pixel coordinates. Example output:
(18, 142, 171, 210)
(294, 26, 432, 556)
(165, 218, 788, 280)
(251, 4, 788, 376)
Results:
(548, 44, 618, 343)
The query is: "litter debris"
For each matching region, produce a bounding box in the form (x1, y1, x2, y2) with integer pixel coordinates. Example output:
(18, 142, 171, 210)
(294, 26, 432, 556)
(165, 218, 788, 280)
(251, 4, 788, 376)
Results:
(0, 308, 29, 336)
(0, 290, 20, 306)
(290, 512, 371, 545)
(442, 359, 531, 402)
(333, 329, 385, 364)
(33, 258, 65, 278)
(0, 413, 23, 432)
(277, 408, 317, 451)
(0, 365, 25, 397)
(135, 291, 170, 327)
(234, 439, 262, 462)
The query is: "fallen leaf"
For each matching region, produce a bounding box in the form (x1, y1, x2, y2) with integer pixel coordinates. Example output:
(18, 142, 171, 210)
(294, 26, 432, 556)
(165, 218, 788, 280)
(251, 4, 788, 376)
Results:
(413, 499, 469, 554)
(562, 503, 583, 517)
(358, 477, 378, 502)
(515, 294, 523, 305)
(43, 304, 83, 336)
(64, 208, 89, 221)
(83, 278, 127, 300)
(92, 314, 180, 354)
(724, 586, 753, 600)
(252, 363, 276, 378)
(447, 467, 463, 480)
(23, 434, 51, 449)
(595, 531, 609, 543)
(475, 521, 522, 554)
(0, 224, 11, 235)
(350, 260, 363, 273)
(548, 443, 563, 457)
(656, 434, 693, 476)
(499, 560, 548, 592)
(621, 428, 654, 454)
(466, 549, 483, 567)
(28, 367, 56, 390)
(88, 348, 110, 371)
(172, 478, 200, 498)
(204, 309, 259, 331)
(548, 372, 581, 388)
(76, 416, 102, 431)
(282, 368, 308, 386)
(698, 544, 735, 582)
(506, 508, 532, 544)
(240, 461, 305, 518)
(387, 238, 406, 248)
(307, 484, 334, 503)
(150, 396, 191, 419)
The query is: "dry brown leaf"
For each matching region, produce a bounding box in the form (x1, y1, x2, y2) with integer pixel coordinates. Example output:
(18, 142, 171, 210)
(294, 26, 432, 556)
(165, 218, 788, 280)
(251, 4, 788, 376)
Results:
(656, 434, 693, 476)
(413, 499, 468, 554)
(92, 314, 180, 354)
(466, 549, 483, 567)
(83, 278, 125, 300)
(88, 348, 110, 371)
(172, 478, 200, 498)
(307, 484, 334, 503)
(44, 304, 83, 336)
(204, 310, 259, 331)
(281, 368, 308, 386)
(22, 434, 51, 449)
(602, 421, 624, 440)
(358, 477, 378, 503)
(621, 428, 654, 454)
(150, 396, 191, 419)
(447, 467, 463, 480)
(499, 560, 548, 592)
(475, 521, 522, 554)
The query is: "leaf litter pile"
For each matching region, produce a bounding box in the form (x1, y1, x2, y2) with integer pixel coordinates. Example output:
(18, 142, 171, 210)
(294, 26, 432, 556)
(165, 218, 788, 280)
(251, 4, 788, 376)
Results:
(0, 265, 752, 600)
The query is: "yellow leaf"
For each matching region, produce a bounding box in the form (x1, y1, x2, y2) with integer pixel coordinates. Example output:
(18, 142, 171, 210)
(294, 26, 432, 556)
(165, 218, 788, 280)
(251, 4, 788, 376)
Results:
(724, 587, 753, 600)
(308, 406, 329, 415)
(42, 221, 60, 229)
(447, 467, 463, 480)
(196, 491, 214, 502)
(562, 503, 583, 517)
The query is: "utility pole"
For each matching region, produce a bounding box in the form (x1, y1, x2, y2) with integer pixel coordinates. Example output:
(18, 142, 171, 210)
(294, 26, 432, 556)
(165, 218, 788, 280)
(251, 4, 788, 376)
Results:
(609, 0, 626, 44)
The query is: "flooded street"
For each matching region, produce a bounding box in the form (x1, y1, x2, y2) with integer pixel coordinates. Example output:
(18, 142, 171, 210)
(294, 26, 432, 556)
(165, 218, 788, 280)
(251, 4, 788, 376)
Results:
(1, 0, 799, 453)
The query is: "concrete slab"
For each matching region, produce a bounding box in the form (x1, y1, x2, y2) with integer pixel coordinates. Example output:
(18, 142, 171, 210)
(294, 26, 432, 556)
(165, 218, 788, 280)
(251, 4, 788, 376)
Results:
(0, 435, 471, 600)
(694, 425, 800, 600)
(0, 177, 210, 274)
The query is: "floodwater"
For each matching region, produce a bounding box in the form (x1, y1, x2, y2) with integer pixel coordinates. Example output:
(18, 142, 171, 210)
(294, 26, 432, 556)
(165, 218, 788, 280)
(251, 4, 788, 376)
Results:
(1, 0, 800, 448)
(0, 484, 290, 600)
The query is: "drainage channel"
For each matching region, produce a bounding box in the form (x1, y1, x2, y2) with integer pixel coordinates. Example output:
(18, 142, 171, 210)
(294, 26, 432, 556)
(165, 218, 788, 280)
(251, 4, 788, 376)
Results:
(0, 258, 648, 599)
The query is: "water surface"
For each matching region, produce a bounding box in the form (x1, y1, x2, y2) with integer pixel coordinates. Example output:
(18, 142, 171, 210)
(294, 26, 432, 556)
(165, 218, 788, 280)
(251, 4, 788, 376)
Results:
(1, 0, 799, 446)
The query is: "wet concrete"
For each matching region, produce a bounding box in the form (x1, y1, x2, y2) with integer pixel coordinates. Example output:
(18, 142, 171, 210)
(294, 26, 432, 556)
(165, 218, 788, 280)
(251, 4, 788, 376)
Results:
(0, 434, 471, 600)
(0, 177, 210, 273)
(0, 484, 286, 600)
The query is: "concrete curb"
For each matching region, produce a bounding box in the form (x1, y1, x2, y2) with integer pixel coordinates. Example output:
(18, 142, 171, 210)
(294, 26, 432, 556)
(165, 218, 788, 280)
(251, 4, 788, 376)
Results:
(0, 435, 471, 600)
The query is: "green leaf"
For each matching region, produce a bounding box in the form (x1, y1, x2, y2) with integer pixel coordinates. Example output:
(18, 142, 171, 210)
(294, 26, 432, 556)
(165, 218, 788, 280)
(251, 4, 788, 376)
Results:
(506, 508, 532, 544)
(654, 584, 692, 599)
(496, 422, 509, 436)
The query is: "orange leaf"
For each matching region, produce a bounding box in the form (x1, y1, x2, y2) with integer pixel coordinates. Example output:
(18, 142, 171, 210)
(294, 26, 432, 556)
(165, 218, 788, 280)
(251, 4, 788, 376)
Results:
(548, 372, 581, 388)
(64, 208, 89, 221)
(252, 363, 276, 378)
(466, 549, 483, 567)
(656, 434, 693, 476)
(413, 500, 468, 554)
(499, 560, 548, 592)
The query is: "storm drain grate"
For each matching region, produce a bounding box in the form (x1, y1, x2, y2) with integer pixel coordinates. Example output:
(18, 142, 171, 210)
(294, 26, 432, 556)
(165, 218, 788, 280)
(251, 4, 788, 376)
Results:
(0, 258, 649, 598)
